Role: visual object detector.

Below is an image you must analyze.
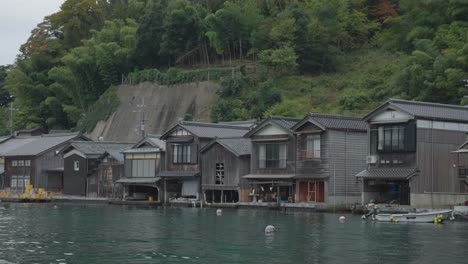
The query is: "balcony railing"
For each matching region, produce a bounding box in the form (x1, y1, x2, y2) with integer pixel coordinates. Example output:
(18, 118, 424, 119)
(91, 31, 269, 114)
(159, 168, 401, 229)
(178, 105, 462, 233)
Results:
(259, 159, 287, 169)
(301, 150, 321, 160)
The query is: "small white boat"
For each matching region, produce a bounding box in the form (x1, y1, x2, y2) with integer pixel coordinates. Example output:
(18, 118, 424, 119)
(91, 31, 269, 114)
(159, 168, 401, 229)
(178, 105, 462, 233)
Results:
(372, 210, 452, 223)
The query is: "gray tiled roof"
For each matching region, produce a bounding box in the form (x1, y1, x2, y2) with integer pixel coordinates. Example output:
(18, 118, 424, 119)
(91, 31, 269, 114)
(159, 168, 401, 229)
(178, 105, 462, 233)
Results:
(68, 141, 134, 156)
(244, 116, 301, 138)
(0, 133, 84, 156)
(179, 121, 250, 138)
(305, 113, 367, 131)
(201, 137, 251, 156)
(122, 148, 161, 154)
(145, 134, 166, 151)
(243, 174, 295, 179)
(270, 116, 301, 130)
(218, 119, 257, 128)
(0, 136, 10, 143)
(356, 167, 419, 179)
(365, 99, 468, 123)
(159, 171, 200, 177)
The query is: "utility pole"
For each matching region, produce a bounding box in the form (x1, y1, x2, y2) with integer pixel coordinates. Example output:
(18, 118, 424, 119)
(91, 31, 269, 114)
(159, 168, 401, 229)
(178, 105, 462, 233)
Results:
(133, 98, 147, 138)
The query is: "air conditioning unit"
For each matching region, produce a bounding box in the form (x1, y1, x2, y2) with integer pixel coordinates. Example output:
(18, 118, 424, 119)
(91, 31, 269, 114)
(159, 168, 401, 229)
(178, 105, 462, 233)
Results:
(366, 155, 377, 164)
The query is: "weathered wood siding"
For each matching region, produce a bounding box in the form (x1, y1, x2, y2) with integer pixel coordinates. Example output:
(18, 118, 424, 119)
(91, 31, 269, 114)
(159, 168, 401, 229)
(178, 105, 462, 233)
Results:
(201, 143, 250, 189)
(250, 135, 296, 174)
(165, 136, 199, 172)
(295, 131, 329, 178)
(327, 130, 367, 196)
(4, 156, 35, 188)
(412, 127, 467, 194)
(35, 150, 66, 190)
(63, 154, 87, 195)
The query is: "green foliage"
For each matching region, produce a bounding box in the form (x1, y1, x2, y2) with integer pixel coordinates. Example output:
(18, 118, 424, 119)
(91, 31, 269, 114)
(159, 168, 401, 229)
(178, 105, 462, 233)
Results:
(211, 77, 281, 122)
(127, 67, 240, 85)
(4, 0, 468, 132)
(76, 86, 120, 132)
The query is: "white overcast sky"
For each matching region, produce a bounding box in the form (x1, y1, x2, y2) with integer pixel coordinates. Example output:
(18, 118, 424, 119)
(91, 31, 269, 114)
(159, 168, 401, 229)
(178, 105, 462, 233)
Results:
(0, 0, 64, 65)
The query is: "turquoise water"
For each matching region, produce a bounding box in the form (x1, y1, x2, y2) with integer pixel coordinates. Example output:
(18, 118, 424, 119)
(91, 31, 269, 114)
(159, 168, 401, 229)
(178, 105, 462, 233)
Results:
(0, 203, 467, 263)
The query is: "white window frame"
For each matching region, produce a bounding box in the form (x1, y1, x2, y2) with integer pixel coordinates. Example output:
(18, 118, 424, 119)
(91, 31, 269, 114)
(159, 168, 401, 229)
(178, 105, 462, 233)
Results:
(74, 161, 80, 171)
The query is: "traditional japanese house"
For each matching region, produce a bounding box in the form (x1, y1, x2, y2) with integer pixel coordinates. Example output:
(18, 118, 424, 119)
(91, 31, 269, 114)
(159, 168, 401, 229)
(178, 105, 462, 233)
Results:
(0, 132, 89, 193)
(200, 137, 251, 203)
(453, 141, 468, 192)
(61, 141, 134, 197)
(357, 99, 468, 207)
(0, 136, 12, 188)
(243, 116, 301, 203)
(117, 134, 166, 201)
(159, 121, 251, 202)
(292, 113, 367, 205)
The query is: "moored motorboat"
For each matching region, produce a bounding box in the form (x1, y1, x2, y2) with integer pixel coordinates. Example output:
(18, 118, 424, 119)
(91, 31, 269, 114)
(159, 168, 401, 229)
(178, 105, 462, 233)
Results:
(371, 210, 453, 223)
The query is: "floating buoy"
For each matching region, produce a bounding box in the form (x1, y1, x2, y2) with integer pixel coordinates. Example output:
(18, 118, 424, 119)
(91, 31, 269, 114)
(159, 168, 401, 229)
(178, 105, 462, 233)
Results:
(216, 209, 222, 216)
(53, 205, 58, 209)
(265, 225, 275, 233)
(339, 216, 346, 223)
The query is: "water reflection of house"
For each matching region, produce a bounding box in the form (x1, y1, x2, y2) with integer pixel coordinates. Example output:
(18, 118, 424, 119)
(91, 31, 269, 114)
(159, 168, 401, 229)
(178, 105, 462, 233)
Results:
(159, 121, 251, 203)
(453, 141, 468, 193)
(61, 141, 134, 197)
(292, 113, 367, 205)
(243, 116, 301, 203)
(0, 131, 88, 193)
(357, 99, 468, 207)
(200, 137, 251, 203)
(117, 134, 165, 201)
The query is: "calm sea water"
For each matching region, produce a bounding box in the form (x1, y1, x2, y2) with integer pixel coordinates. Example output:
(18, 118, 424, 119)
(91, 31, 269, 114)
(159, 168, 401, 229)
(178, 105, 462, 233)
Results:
(0, 203, 467, 264)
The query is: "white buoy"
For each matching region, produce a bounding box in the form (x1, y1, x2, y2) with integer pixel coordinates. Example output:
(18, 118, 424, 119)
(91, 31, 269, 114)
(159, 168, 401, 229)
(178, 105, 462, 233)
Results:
(216, 209, 222, 216)
(54, 205, 58, 209)
(265, 225, 275, 233)
(339, 216, 346, 223)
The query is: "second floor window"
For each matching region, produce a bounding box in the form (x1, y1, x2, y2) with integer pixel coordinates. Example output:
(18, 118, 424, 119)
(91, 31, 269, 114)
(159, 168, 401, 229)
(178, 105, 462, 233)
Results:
(173, 144, 191, 164)
(305, 134, 321, 159)
(259, 144, 287, 169)
(378, 125, 407, 152)
(74, 161, 80, 171)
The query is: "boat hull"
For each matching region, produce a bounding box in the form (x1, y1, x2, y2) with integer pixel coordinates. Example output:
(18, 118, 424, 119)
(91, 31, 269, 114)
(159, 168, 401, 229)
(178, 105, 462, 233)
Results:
(372, 210, 452, 223)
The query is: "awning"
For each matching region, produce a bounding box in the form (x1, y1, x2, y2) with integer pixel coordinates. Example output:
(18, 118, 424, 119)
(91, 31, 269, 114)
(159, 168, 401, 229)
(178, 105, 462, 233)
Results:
(356, 167, 419, 180)
(243, 174, 295, 179)
(159, 171, 199, 177)
(293, 174, 329, 180)
(46, 167, 64, 172)
(116, 177, 161, 184)
(452, 149, 468, 153)
(202, 184, 239, 191)
(181, 179, 199, 196)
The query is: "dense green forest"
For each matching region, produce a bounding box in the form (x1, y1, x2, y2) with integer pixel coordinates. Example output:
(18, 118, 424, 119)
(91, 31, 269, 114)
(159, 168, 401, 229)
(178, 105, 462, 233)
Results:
(0, 0, 467, 135)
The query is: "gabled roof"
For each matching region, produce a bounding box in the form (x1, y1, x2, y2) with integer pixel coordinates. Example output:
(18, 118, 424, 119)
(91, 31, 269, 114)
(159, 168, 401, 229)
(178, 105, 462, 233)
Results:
(0, 132, 89, 157)
(218, 119, 257, 128)
(132, 134, 166, 151)
(244, 116, 301, 138)
(292, 113, 367, 132)
(160, 121, 250, 140)
(63, 141, 134, 158)
(363, 99, 468, 123)
(356, 167, 419, 180)
(200, 137, 251, 157)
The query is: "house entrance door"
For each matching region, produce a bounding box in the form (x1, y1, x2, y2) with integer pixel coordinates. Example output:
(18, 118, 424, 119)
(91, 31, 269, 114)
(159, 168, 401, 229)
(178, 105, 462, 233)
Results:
(298, 181, 324, 202)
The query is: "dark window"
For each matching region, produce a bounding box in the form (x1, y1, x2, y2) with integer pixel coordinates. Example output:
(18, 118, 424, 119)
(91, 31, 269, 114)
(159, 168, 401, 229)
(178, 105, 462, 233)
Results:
(215, 163, 225, 185)
(459, 167, 468, 178)
(259, 144, 286, 168)
(173, 144, 191, 164)
(377, 124, 415, 152)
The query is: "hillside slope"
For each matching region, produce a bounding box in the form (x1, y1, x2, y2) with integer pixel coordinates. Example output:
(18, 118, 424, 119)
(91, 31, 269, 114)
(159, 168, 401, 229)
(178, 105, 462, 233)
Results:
(89, 81, 219, 142)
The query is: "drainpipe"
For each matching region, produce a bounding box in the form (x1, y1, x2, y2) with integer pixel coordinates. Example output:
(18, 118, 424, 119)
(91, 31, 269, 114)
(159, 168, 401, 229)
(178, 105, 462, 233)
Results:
(431, 119, 434, 208)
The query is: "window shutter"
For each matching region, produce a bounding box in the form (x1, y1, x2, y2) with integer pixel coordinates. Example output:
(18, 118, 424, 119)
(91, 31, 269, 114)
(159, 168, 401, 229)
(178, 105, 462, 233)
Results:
(259, 145, 266, 168)
(313, 136, 320, 158)
(405, 123, 416, 151)
(190, 144, 197, 164)
(279, 144, 287, 168)
(125, 159, 132, 178)
(173, 144, 178, 163)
